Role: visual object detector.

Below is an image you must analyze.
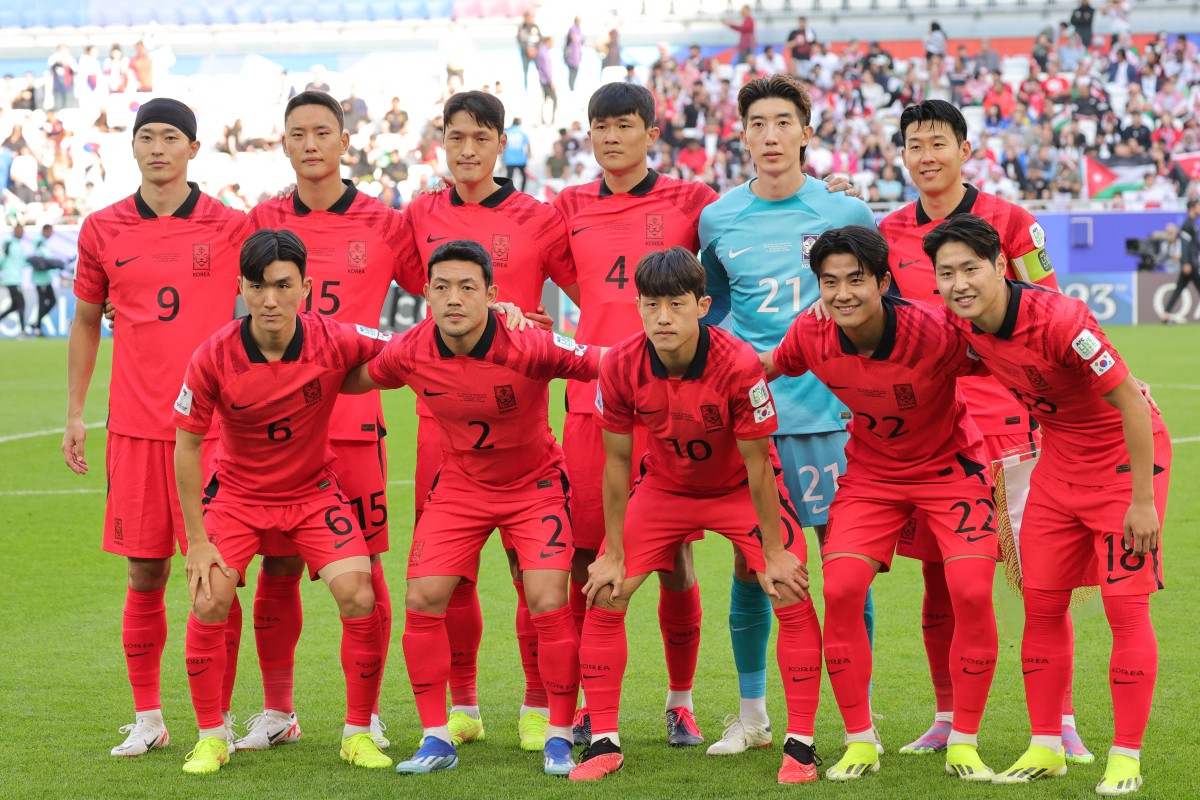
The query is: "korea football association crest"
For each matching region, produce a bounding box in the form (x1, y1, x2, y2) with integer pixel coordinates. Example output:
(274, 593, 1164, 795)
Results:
(302, 378, 323, 407)
(645, 213, 665, 244)
(491, 234, 511, 264)
(800, 234, 820, 264)
(348, 240, 367, 274)
(192, 243, 210, 276)
(494, 384, 518, 414)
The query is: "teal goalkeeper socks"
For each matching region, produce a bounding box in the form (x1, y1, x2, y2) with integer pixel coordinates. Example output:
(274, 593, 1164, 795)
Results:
(729, 574, 772, 699)
(864, 585, 876, 649)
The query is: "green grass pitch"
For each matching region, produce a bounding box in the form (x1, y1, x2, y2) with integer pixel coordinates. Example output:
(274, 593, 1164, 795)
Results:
(0, 326, 1197, 799)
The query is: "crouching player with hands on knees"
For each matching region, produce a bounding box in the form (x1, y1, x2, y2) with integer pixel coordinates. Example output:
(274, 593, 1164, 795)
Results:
(172, 229, 392, 775)
(764, 226, 1000, 783)
(341, 239, 599, 778)
(927, 214, 1170, 796)
(571, 246, 821, 785)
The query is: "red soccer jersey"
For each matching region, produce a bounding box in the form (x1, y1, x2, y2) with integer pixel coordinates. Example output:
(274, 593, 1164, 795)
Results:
(772, 296, 987, 482)
(399, 179, 577, 311)
(594, 324, 780, 495)
(554, 170, 718, 414)
(74, 183, 253, 441)
(945, 282, 1169, 487)
(172, 313, 388, 504)
(879, 184, 1059, 436)
(367, 312, 601, 490)
(249, 182, 415, 443)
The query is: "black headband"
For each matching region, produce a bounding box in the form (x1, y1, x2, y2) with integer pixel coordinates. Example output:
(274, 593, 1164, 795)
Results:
(133, 98, 197, 142)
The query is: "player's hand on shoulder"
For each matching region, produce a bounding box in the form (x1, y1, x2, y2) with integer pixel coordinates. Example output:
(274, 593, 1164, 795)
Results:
(274, 183, 297, 201)
(421, 175, 454, 195)
(759, 551, 810, 601)
(185, 537, 231, 605)
(1123, 500, 1160, 556)
(522, 303, 555, 331)
(583, 552, 625, 608)
(805, 298, 830, 321)
(62, 418, 88, 474)
(492, 301, 534, 331)
(824, 174, 862, 199)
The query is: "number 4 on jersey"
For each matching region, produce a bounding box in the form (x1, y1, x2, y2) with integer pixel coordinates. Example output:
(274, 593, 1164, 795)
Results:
(606, 256, 628, 289)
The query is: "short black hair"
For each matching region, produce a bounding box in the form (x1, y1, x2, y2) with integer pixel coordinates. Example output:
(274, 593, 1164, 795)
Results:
(240, 228, 307, 281)
(634, 246, 706, 299)
(285, 90, 345, 132)
(428, 239, 493, 287)
(738, 74, 812, 124)
(922, 214, 1002, 264)
(809, 226, 891, 283)
(588, 82, 656, 128)
(443, 90, 506, 135)
(900, 99, 968, 145)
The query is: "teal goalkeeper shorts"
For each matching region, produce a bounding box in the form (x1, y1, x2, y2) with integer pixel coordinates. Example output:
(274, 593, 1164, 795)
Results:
(772, 430, 849, 528)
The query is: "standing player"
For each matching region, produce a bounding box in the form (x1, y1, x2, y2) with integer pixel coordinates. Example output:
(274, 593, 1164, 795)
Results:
(236, 90, 420, 751)
(343, 240, 597, 777)
(766, 226, 1000, 782)
(397, 90, 581, 751)
(553, 82, 718, 746)
(699, 74, 876, 754)
(172, 229, 389, 774)
(61, 98, 252, 756)
(878, 99, 1089, 761)
(927, 214, 1169, 796)
(570, 248, 820, 784)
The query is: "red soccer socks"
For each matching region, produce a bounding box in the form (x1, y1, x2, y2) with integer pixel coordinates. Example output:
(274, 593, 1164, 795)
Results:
(340, 609, 383, 727)
(775, 599, 822, 737)
(578, 607, 628, 735)
(186, 613, 227, 730)
(446, 580, 483, 707)
(658, 583, 702, 693)
(254, 571, 303, 713)
(821, 556, 876, 734)
(123, 587, 168, 712)
(403, 609, 451, 728)
(531, 605, 580, 728)
(942, 557, 998, 734)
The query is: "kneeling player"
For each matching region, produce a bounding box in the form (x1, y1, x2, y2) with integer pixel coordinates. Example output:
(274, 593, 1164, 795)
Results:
(173, 229, 390, 774)
(571, 247, 820, 784)
(343, 240, 598, 778)
(766, 226, 999, 782)
(927, 214, 1170, 796)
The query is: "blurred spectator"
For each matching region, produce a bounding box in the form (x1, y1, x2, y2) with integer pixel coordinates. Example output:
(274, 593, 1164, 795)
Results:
(724, 5, 756, 67)
(787, 17, 815, 79)
(564, 17, 583, 92)
(1102, 0, 1131, 47)
(440, 17, 471, 83)
(383, 97, 409, 134)
(755, 46, 787, 78)
(504, 117, 530, 191)
(129, 42, 152, 92)
(923, 22, 947, 60)
(1162, 199, 1200, 320)
(305, 64, 331, 92)
(47, 44, 77, 110)
(1070, 0, 1096, 48)
(517, 11, 542, 89)
(536, 38, 558, 125)
(974, 39, 1001, 74)
(875, 163, 904, 202)
(342, 87, 370, 131)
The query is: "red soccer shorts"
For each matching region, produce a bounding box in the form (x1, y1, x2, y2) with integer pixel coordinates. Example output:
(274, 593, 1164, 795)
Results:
(606, 477, 808, 579)
(414, 413, 442, 518)
(895, 429, 1041, 563)
(1020, 429, 1170, 597)
(824, 469, 1000, 571)
(408, 464, 575, 581)
(258, 439, 389, 557)
(103, 433, 216, 559)
(203, 493, 370, 585)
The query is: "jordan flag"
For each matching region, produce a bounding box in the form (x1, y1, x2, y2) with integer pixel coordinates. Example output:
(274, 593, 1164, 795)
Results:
(1082, 155, 1153, 199)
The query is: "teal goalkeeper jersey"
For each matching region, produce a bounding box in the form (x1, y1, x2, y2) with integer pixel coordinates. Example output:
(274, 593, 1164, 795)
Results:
(700, 177, 877, 435)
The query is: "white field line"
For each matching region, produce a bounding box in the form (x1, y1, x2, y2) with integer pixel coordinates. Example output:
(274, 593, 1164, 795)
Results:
(0, 421, 104, 444)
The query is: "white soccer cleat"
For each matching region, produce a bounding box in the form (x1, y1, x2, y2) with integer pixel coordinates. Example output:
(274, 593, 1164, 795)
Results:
(223, 712, 238, 755)
(706, 715, 772, 755)
(111, 715, 169, 757)
(370, 713, 390, 750)
(233, 710, 301, 750)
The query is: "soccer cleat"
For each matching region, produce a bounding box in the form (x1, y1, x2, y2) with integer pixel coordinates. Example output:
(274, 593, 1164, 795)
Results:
(448, 710, 486, 746)
(110, 716, 169, 757)
(182, 736, 229, 775)
(778, 738, 821, 784)
(572, 707, 591, 747)
(518, 709, 549, 751)
(1063, 726, 1095, 764)
(706, 714, 772, 755)
(825, 741, 881, 781)
(395, 736, 458, 775)
(665, 706, 704, 746)
(544, 736, 576, 777)
(1095, 754, 1142, 796)
(568, 737, 624, 781)
(339, 732, 393, 769)
(945, 743, 996, 782)
(370, 714, 390, 750)
(899, 719, 951, 754)
(234, 711, 301, 750)
(992, 744, 1067, 784)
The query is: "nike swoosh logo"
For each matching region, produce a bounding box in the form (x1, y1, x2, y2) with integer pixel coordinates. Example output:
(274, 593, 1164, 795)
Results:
(827, 384, 849, 390)
(962, 667, 992, 675)
(1113, 680, 1137, 684)
(1107, 575, 1133, 584)
(965, 534, 992, 543)
(730, 625, 752, 632)
(582, 674, 602, 680)
(539, 550, 562, 559)
(571, 226, 592, 236)
(359, 668, 381, 679)
(635, 408, 663, 415)
(897, 259, 919, 269)
(126, 651, 151, 658)
(791, 675, 818, 682)
(333, 538, 354, 549)
(143, 737, 160, 749)
(426, 234, 448, 243)
(423, 389, 448, 397)
(253, 625, 274, 630)
(363, 531, 382, 542)
(667, 638, 693, 646)
(115, 256, 139, 267)
(267, 728, 292, 742)
(230, 401, 256, 410)
(920, 623, 945, 629)
(188, 668, 208, 677)
(1022, 668, 1044, 674)
(828, 668, 846, 675)
(728, 246, 753, 258)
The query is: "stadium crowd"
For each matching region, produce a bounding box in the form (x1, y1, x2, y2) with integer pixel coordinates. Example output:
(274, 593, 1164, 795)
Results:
(5, 6, 1200, 226)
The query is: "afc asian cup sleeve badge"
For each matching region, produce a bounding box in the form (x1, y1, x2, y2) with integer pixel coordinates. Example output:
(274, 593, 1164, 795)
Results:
(174, 382, 193, 416)
(748, 379, 770, 408)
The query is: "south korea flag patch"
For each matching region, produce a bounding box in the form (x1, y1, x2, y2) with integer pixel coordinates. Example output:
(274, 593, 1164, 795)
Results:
(355, 324, 391, 341)
(754, 401, 776, 424)
(1072, 329, 1102, 360)
(1090, 350, 1116, 376)
(748, 379, 770, 408)
(174, 383, 193, 416)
